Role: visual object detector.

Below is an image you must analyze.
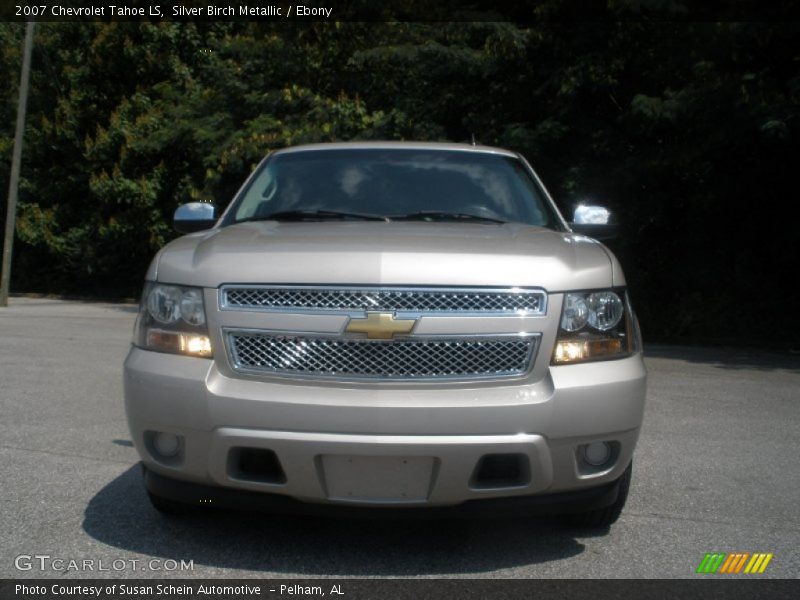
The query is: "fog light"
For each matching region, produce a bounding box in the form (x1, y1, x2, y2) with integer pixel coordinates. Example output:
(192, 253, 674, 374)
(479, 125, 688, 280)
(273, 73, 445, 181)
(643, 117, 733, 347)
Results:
(584, 442, 611, 466)
(153, 432, 181, 458)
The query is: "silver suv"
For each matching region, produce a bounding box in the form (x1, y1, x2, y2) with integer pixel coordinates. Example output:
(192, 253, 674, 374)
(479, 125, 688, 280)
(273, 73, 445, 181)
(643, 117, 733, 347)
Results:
(124, 142, 646, 527)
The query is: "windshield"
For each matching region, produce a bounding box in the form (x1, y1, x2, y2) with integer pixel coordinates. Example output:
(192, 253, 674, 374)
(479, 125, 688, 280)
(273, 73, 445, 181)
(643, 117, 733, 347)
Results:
(224, 148, 560, 228)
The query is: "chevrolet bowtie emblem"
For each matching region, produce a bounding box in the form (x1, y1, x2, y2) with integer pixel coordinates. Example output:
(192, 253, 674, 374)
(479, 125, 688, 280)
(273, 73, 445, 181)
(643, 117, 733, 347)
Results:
(345, 312, 417, 339)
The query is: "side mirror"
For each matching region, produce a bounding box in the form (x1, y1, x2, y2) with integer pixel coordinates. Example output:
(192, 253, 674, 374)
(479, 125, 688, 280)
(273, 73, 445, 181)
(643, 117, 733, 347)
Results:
(568, 204, 619, 241)
(173, 202, 218, 234)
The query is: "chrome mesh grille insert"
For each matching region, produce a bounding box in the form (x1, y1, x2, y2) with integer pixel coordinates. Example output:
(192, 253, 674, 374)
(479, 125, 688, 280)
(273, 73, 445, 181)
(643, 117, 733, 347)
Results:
(228, 332, 536, 380)
(221, 286, 545, 314)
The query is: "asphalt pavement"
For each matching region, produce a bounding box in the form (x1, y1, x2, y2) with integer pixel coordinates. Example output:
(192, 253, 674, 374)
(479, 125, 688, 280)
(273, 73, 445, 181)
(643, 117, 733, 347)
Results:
(1, 297, 798, 578)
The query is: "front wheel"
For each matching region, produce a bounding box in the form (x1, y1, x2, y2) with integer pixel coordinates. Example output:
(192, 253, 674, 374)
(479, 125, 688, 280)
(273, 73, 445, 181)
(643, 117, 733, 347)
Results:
(142, 465, 191, 516)
(562, 462, 632, 529)
(147, 491, 191, 516)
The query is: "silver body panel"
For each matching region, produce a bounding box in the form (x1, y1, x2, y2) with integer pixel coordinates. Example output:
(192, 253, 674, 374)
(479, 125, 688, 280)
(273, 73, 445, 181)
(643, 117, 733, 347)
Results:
(148, 221, 621, 291)
(125, 349, 645, 506)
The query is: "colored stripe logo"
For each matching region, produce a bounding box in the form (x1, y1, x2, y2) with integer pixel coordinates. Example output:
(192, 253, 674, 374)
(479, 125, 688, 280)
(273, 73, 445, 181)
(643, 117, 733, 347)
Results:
(697, 552, 773, 574)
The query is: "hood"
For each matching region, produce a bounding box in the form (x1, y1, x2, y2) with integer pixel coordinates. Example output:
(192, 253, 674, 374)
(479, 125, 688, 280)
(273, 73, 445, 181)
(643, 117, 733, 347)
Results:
(149, 221, 619, 291)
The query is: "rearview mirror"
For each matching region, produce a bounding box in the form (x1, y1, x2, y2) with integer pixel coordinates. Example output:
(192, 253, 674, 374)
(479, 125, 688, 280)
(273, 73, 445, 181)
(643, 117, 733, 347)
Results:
(173, 202, 218, 234)
(568, 204, 619, 240)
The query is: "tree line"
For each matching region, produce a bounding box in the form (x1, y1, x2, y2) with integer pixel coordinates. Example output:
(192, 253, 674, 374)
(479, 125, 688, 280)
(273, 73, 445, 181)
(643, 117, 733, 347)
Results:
(1, 11, 797, 345)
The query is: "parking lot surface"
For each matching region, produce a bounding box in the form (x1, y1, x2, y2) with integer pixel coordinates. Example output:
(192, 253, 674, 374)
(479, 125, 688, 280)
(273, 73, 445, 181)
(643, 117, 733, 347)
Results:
(1, 297, 798, 578)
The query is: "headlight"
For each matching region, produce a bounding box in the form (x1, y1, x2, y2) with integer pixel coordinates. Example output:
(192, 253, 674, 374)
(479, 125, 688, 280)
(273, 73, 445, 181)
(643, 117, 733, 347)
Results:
(551, 290, 638, 365)
(146, 285, 182, 324)
(134, 282, 212, 357)
(178, 289, 206, 326)
(585, 291, 624, 331)
(560, 294, 589, 331)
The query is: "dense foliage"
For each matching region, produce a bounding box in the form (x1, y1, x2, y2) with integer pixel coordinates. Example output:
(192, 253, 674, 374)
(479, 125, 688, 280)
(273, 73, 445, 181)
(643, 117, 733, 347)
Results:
(1, 12, 798, 344)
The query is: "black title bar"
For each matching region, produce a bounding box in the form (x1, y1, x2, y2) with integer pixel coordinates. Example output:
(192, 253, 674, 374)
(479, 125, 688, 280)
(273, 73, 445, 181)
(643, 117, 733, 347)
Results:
(2, 0, 800, 23)
(1, 579, 798, 600)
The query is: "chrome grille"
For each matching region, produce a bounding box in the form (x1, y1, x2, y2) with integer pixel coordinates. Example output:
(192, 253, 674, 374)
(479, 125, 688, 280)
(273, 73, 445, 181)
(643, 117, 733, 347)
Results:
(228, 332, 537, 380)
(221, 285, 546, 314)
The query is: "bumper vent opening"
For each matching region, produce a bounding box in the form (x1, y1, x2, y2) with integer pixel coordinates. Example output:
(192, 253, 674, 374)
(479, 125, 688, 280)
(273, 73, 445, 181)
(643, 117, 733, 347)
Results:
(229, 448, 286, 484)
(471, 453, 530, 489)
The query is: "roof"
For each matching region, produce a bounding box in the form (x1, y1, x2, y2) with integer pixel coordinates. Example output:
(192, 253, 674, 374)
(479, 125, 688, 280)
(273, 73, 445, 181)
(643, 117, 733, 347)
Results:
(271, 141, 518, 157)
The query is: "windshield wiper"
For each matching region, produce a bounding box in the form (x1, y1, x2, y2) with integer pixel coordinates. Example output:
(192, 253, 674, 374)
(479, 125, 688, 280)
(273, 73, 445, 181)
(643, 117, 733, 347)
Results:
(391, 211, 507, 224)
(238, 210, 391, 223)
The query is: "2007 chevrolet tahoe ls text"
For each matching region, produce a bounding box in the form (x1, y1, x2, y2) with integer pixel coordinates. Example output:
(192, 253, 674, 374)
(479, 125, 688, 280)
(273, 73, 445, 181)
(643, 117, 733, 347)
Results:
(124, 142, 646, 527)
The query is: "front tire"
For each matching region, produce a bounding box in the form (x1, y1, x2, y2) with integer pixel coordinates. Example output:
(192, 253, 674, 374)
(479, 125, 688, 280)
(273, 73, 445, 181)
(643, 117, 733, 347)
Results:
(147, 490, 191, 516)
(562, 462, 632, 529)
(141, 466, 191, 515)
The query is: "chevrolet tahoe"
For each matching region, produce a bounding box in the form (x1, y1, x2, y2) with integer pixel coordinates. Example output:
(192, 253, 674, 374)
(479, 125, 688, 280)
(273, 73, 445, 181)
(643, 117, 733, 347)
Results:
(123, 142, 646, 527)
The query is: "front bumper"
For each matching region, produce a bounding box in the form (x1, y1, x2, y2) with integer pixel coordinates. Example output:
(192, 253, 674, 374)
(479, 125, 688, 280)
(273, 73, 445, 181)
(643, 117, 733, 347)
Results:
(143, 464, 629, 518)
(124, 347, 646, 509)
